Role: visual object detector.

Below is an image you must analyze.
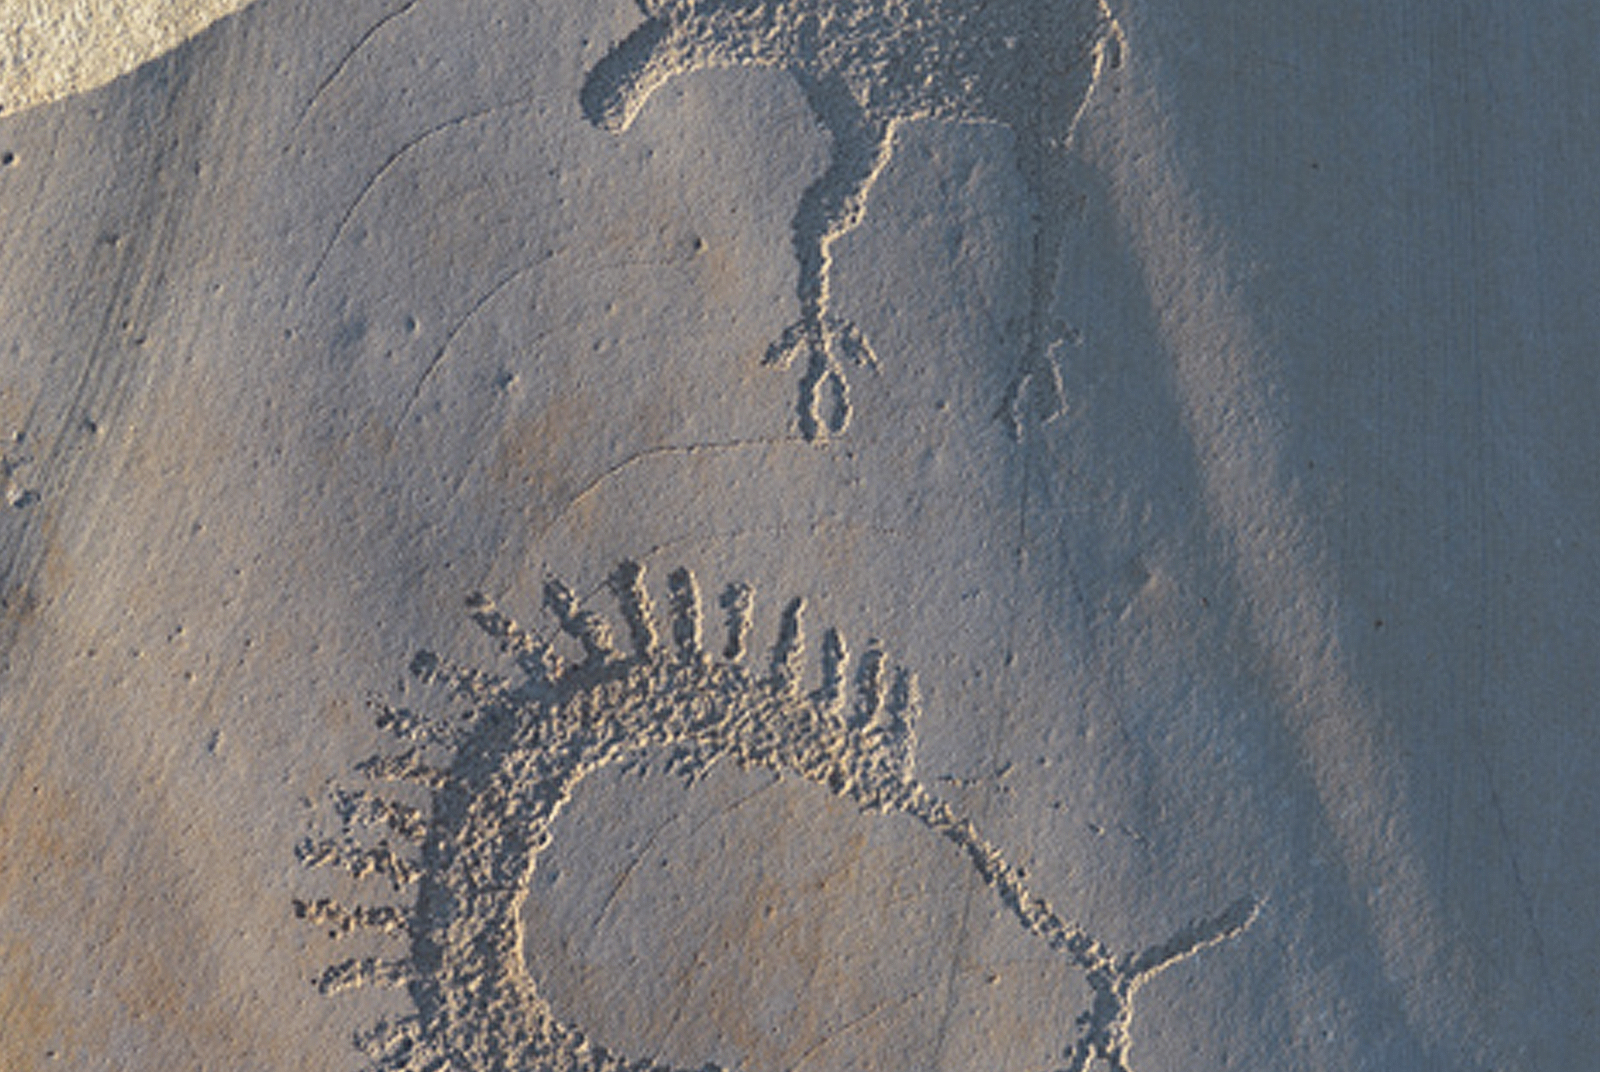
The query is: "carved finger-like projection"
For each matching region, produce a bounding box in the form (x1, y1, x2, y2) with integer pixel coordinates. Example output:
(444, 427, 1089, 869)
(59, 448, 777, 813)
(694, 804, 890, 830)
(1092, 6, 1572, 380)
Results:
(297, 561, 1256, 1072)
(582, 1, 1122, 439)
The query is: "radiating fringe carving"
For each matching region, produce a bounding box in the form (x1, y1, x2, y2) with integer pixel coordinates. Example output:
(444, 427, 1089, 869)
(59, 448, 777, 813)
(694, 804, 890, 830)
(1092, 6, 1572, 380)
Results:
(296, 558, 1257, 1072)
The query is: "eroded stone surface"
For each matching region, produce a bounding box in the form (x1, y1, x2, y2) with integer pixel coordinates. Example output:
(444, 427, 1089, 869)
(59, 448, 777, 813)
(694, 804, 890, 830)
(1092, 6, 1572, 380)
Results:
(1, 3, 1596, 1071)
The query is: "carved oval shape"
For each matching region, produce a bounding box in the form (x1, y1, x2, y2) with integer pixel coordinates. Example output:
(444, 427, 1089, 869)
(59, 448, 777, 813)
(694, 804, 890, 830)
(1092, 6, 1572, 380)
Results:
(523, 758, 1090, 1072)
(296, 563, 1256, 1072)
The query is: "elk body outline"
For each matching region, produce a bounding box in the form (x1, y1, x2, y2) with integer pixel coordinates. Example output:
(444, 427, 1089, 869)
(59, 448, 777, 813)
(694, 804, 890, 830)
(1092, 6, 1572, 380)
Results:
(297, 561, 1256, 1072)
(581, 0, 1121, 440)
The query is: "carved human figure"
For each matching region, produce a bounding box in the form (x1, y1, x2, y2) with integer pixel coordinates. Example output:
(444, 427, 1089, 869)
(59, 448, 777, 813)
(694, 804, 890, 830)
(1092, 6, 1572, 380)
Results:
(582, 0, 1120, 438)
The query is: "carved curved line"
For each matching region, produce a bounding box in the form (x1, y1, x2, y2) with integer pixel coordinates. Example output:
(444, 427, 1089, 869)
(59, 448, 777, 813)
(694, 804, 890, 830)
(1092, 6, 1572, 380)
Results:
(539, 437, 809, 538)
(291, 0, 426, 137)
(396, 251, 700, 426)
(304, 95, 535, 291)
(398, 259, 550, 425)
(1125, 894, 1262, 980)
(579, 16, 675, 132)
(587, 778, 778, 929)
(787, 993, 916, 1072)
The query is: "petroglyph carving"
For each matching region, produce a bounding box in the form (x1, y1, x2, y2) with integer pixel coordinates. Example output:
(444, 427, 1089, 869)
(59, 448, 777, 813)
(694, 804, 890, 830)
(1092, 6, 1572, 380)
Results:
(298, 560, 1256, 1072)
(582, 1, 1122, 439)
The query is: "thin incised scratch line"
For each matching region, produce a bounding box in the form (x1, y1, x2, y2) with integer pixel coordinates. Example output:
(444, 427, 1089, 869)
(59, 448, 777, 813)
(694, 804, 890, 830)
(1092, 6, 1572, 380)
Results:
(927, 818, 985, 1069)
(292, 0, 426, 138)
(398, 252, 701, 425)
(304, 95, 538, 291)
(589, 778, 778, 930)
(648, 909, 730, 1051)
(432, 437, 811, 543)
(788, 993, 916, 1072)
(395, 260, 558, 428)
(537, 437, 811, 538)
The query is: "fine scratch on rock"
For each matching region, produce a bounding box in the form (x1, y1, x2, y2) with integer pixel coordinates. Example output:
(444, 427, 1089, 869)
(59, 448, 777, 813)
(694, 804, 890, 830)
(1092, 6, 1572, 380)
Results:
(587, 778, 778, 931)
(303, 95, 539, 291)
(787, 993, 918, 1072)
(290, 0, 426, 139)
(536, 438, 810, 538)
(396, 250, 704, 426)
(398, 258, 556, 424)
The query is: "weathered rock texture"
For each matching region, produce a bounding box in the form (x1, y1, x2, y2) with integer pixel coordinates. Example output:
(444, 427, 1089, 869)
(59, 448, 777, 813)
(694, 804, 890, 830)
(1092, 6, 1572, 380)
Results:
(1, 3, 1595, 1071)
(0, 0, 253, 113)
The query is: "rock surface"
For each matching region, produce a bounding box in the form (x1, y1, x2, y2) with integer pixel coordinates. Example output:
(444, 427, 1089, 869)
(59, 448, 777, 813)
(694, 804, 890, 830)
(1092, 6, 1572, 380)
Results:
(0, 0, 253, 114)
(0, 2, 1596, 1071)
